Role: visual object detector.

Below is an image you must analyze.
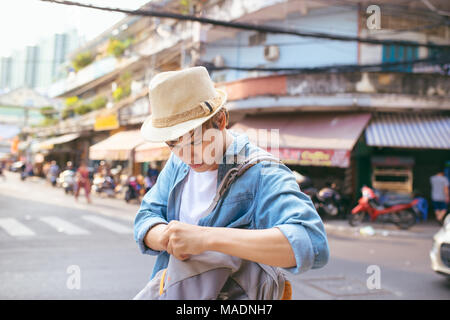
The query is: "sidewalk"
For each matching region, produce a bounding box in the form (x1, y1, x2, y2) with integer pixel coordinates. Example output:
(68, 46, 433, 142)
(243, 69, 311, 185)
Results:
(323, 218, 441, 240)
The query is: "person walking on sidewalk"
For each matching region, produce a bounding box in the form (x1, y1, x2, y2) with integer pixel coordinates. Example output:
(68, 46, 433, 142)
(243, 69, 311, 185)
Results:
(75, 161, 92, 204)
(133, 67, 329, 299)
(430, 169, 449, 223)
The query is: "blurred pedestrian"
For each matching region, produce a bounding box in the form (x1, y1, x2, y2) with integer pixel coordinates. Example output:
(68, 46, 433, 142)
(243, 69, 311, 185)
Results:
(430, 169, 449, 223)
(48, 160, 59, 187)
(75, 161, 92, 204)
(147, 165, 159, 187)
(19, 162, 27, 181)
(0, 161, 5, 181)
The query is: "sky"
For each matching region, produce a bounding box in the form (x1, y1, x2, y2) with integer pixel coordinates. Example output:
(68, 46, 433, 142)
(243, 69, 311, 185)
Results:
(0, 0, 151, 57)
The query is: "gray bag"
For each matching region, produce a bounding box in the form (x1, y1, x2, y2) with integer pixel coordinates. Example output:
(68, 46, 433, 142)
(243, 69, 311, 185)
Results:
(133, 153, 289, 300)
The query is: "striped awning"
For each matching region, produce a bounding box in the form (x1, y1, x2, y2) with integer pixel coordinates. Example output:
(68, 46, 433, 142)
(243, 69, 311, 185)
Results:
(365, 113, 450, 150)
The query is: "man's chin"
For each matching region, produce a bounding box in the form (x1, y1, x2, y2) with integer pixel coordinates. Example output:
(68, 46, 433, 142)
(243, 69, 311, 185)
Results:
(189, 163, 205, 171)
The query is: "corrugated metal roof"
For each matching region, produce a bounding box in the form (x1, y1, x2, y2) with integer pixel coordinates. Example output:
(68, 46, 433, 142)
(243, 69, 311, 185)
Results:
(365, 113, 450, 150)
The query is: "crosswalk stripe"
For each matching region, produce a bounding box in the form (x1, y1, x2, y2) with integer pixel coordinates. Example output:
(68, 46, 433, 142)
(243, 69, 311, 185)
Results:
(39, 216, 90, 235)
(82, 215, 132, 234)
(0, 218, 35, 237)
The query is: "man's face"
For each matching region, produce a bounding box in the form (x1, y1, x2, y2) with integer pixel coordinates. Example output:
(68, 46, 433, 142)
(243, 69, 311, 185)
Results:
(165, 121, 225, 172)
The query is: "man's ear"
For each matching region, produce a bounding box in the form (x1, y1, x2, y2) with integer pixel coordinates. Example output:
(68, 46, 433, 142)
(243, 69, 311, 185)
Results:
(216, 112, 227, 130)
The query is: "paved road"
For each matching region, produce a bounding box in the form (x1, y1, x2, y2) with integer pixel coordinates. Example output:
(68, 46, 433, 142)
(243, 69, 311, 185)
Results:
(0, 171, 449, 299)
(0, 172, 152, 299)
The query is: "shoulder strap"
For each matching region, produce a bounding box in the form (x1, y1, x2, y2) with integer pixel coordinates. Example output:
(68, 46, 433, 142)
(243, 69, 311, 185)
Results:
(204, 154, 282, 215)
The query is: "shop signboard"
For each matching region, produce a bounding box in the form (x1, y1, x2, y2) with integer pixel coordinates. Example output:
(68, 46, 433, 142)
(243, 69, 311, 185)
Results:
(271, 147, 351, 168)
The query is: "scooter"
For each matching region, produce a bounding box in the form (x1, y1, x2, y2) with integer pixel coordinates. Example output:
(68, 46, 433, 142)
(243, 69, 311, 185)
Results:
(92, 174, 116, 197)
(314, 186, 341, 218)
(348, 186, 419, 230)
(58, 170, 76, 194)
(294, 171, 344, 219)
(125, 177, 141, 203)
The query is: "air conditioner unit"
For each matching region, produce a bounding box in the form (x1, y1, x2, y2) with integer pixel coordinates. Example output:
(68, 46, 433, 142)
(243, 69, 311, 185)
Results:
(213, 55, 225, 68)
(264, 45, 280, 62)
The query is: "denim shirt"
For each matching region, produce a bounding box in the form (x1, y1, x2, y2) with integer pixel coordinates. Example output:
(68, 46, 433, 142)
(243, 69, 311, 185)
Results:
(134, 130, 329, 280)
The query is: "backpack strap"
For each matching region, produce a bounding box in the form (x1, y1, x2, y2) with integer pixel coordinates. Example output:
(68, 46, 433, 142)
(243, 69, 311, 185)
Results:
(204, 154, 282, 215)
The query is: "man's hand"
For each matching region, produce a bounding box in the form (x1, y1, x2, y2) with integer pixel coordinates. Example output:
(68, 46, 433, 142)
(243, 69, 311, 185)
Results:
(161, 220, 209, 261)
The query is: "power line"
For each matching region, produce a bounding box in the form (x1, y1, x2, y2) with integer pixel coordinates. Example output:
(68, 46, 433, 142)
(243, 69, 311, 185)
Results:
(39, 0, 450, 50)
(203, 56, 450, 74)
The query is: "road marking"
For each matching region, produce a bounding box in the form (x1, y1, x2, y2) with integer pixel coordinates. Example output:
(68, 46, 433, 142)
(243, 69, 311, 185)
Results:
(39, 217, 90, 235)
(0, 218, 35, 237)
(82, 215, 132, 234)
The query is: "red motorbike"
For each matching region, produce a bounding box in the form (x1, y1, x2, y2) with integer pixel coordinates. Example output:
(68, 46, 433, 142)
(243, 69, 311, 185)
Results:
(349, 186, 419, 230)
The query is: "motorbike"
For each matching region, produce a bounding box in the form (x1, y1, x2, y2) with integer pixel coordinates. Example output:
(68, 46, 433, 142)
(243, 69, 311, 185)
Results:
(314, 187, 342, 218)
(92, 174, 116, 197)
(348, 186, 419, 230)
(58, 170, 76, 194)
(125, 177, 141, 203)
(293, 171, 345, 219)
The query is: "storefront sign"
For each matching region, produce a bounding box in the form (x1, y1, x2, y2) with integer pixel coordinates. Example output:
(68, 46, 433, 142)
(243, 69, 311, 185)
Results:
(274, 147, 350, 168)
(94, 113, 119, 131)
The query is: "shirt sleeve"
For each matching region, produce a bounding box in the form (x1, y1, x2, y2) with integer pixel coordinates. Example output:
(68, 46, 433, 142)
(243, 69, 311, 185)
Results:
(134, 153, 174, 255)
(253, 161, 330, 274)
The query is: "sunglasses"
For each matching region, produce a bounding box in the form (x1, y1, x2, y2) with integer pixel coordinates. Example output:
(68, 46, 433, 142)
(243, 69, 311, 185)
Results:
(165, 127, 203, 148)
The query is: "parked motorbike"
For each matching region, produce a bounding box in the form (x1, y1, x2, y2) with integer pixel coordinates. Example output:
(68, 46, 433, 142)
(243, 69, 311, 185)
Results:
(58, 170, 76, 194)
(92, 174, 116, 197)
(293, 171, 345, 219)
(125, 176, 141, 203)
(314, 186, 342, 218)
(348, 186, 419, 230)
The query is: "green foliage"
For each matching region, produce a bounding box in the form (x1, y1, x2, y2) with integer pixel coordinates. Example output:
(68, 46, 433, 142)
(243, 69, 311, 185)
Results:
(180, 0, 191, 14)
(107, 37, 133, 58)
(72, 51, 94, 71)
(90, 96, 108, 110)
(74, 103, 92, 115)
(112, 84, 131, 102)
(40, 106, 56, 120)
(62, 95, 108, 118)
(61, 106, 73, 120)
(38, 118, 59, 127)
(65, 96, 79, 107)
(112, 71, 132, 102)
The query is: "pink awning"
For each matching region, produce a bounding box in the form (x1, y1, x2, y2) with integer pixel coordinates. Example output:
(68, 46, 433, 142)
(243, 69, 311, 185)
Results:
(231, 112, 371, 167)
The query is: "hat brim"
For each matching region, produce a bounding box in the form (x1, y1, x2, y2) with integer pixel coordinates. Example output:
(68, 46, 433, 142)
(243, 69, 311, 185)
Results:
(141, 88, 227, 143)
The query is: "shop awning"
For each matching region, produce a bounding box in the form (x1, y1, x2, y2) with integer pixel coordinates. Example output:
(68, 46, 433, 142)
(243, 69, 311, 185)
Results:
(365, 113, 450, 150)
(89, 130, 146, 161)
(231, 113, 371, 167)
(31, 133, 80, 152)
(135, 142, 171, 163)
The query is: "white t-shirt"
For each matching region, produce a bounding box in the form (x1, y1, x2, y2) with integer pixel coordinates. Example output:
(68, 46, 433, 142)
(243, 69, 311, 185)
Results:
(430, 174, 449, 202)
(179, 167, 218, 225)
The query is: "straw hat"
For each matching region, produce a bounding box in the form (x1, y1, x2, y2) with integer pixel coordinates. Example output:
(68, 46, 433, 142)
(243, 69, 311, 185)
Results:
(140, 66, 227, 142)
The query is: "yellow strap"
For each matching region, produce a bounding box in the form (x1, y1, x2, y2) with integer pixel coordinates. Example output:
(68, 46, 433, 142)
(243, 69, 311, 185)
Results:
(159, 268, 167, 296)
(281, 280, 292, 300)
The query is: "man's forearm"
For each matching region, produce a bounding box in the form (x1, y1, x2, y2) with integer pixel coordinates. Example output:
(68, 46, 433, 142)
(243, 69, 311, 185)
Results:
(204, 227, 297, 268)
(144, 223, 168, 251)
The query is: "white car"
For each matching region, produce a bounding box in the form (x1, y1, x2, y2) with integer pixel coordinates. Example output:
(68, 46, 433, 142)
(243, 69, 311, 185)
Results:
(430, 214, 450, 277)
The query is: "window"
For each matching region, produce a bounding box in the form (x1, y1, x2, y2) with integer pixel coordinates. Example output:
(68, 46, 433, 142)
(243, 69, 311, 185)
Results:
(382, 44, 418, 72)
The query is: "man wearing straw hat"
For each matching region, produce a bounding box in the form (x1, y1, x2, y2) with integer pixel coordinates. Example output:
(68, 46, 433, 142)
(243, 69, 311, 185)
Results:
(134, 66, 329, 299)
